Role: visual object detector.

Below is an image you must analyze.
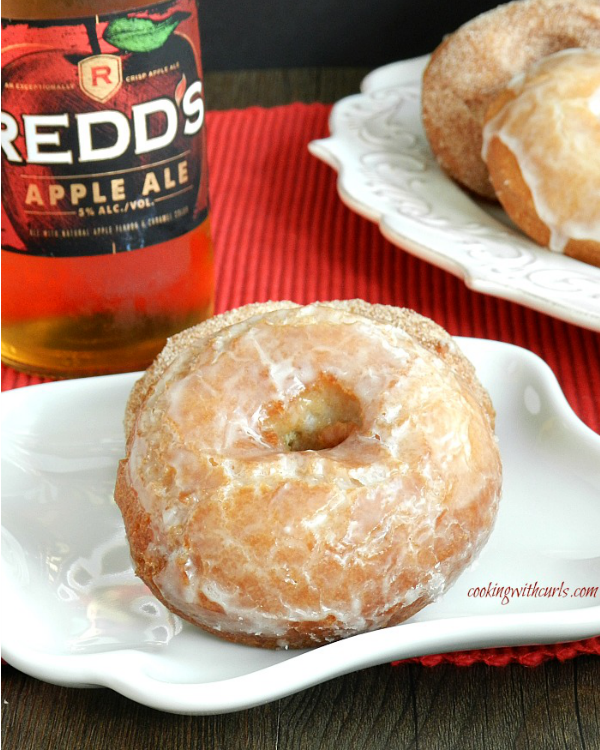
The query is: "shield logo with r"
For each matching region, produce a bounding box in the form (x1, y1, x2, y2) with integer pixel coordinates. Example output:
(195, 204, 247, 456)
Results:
(78, 55, 123, 103)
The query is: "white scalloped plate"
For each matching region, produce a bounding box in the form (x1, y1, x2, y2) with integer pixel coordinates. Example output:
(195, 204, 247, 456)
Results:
(2, 339, 600, 715)
(309, 56, 600, 332)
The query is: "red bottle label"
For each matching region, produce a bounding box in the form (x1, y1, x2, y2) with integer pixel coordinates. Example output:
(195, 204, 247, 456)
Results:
(1, 0, 209, 257)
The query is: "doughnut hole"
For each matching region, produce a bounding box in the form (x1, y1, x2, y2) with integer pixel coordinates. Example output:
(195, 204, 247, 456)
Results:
(261, 374, 363, 452)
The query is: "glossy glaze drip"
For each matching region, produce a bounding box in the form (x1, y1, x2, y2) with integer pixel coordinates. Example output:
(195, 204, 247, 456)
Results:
(482, 49, 600, 253)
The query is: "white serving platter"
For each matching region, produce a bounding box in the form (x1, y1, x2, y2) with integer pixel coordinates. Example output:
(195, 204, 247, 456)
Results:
(309, 56, 600, 332)
(2, 338, 599, 714)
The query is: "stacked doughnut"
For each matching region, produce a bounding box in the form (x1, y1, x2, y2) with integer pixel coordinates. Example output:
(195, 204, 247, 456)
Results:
(422, 0, 600, 267)
(115, 301, 502, 649)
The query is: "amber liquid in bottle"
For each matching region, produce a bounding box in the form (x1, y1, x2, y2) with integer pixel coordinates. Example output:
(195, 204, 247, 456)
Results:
(1, 0, 214, 377)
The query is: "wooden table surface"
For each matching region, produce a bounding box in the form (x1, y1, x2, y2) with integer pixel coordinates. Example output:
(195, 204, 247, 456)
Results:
(2, 67, 599, 750)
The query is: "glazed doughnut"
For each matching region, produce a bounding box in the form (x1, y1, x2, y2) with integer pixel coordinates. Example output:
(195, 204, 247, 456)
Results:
(115, 300, 502, 649)
(483, 49, 600, 267)
(421, 0, 600, 198)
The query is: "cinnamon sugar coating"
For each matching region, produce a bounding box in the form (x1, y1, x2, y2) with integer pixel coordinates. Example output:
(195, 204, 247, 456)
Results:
(115, 301, 502, 648)
(421, 0, 600, 198)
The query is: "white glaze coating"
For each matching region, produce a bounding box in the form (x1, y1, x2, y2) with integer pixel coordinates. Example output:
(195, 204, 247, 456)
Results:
(482, 49, 600, 253)
(123, 303, 502, 647)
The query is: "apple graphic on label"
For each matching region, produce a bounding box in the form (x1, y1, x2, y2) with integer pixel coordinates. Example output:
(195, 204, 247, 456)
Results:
(1, 12, 205, 256)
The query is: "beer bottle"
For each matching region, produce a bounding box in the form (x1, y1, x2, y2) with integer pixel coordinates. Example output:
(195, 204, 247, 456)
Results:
(1, 0, 214, 377)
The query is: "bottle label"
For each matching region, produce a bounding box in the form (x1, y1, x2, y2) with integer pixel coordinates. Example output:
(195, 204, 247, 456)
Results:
(1, 0, 209, 257)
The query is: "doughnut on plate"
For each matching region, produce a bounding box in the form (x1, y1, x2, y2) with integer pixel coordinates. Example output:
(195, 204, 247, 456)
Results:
(2, 339, 599, 714)
(308, 56, 600, 332)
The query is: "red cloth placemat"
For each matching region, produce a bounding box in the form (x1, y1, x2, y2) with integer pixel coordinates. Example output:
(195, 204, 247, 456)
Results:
(2, 103, 599, 667)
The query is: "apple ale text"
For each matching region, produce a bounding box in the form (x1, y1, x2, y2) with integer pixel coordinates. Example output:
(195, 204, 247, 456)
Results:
(1, 0, 214, 376)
